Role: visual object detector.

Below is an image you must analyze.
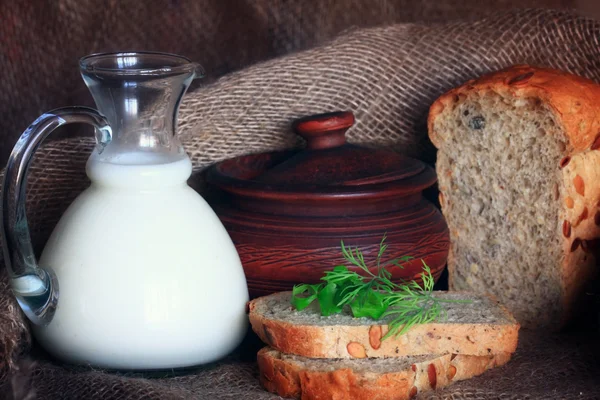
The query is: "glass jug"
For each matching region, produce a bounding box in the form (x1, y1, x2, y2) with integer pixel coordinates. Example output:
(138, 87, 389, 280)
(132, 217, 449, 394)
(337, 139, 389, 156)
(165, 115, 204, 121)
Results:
(0, 52, 249, 370)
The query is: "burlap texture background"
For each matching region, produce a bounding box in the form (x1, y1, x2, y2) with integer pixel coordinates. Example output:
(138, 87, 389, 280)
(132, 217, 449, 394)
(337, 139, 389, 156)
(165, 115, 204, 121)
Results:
(1, 6, 600, 400)
(0, 0, 579, 166)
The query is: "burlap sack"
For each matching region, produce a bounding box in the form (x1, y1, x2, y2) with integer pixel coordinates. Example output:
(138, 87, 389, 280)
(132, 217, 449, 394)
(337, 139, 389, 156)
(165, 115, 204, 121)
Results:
(0, 0, 578, 165)
(1, 7, 600, 399)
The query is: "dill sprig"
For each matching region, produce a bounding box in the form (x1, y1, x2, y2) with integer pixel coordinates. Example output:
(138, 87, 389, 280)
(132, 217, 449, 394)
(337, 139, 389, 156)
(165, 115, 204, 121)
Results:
(291, 235, 470, 340)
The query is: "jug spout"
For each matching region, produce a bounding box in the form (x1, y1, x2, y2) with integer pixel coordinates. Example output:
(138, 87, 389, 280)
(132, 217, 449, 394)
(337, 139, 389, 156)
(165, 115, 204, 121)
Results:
(80, 52, 203, 164)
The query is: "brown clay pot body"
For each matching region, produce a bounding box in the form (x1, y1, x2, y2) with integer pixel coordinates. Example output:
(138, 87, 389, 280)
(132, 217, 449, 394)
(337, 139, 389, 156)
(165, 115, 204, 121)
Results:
(206, 111, 449, 298)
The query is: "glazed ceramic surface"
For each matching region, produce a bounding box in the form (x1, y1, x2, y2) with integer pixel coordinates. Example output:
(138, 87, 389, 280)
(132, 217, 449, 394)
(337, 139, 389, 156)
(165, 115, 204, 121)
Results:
(206, 111, 449, 298)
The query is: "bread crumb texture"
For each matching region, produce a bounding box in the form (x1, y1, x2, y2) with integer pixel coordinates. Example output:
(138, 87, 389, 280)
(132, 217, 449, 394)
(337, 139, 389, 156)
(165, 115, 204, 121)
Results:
(428, 65, 600, 328)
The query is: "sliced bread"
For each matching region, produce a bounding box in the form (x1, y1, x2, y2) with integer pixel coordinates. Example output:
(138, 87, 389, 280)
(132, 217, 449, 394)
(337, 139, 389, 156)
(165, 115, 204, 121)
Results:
(427, 65, 600, 328)
(258, 346, 511, 400)
(248, 291, 519, 359)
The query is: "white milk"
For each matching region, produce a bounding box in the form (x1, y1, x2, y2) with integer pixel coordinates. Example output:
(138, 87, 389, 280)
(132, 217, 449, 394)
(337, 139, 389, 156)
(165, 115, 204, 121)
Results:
(33, 151, 249, 370)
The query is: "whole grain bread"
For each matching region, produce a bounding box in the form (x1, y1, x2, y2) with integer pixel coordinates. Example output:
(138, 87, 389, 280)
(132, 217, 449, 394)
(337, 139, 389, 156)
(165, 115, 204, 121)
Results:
(248, 291, 519, 359)
(427, 65, 600, 329)
(258, 346, 512, 400)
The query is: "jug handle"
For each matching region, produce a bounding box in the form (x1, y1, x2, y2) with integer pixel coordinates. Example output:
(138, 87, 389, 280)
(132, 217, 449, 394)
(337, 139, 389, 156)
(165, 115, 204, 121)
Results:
(1, 107, 111, 326)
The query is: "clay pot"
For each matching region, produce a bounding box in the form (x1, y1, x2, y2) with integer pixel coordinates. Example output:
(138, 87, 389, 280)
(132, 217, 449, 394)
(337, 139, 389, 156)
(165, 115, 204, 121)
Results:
(205, 111, 449, 298)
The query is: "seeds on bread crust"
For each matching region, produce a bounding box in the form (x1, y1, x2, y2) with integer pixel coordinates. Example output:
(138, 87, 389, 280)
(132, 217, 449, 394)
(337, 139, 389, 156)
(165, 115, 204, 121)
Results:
(574, 175, 585, 196)
(427, 364, 437, 389)
(347, 342, 367, 358)
(571, 238, 582, 252)
(566, 196, 574, 208)
(248, 291, 520, 358)
(409, 386, 418, 398)
(574, 207, 589, 227)
(447, 365, 457, 380)
(591, 133, 600, 150)
(582, 207, 589, 221)
(559, 156, 571, 168)
(563, 220, 571, 238)
(258, 347, 514, 400)
(369, 325, 382, 350)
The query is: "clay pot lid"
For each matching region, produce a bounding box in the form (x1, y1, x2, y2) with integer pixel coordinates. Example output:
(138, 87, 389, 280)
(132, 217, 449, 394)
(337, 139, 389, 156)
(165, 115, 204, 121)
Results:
(251, 111, 425, 187)
(205, 111, 437, 216)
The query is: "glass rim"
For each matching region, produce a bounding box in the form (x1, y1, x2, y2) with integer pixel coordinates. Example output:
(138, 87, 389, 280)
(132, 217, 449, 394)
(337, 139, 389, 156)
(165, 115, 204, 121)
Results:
(79, 51, 204, 77)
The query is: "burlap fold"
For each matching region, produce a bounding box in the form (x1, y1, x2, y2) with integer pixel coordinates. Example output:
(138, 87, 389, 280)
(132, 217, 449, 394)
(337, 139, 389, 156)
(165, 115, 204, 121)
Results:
(1, 7, 600, 399)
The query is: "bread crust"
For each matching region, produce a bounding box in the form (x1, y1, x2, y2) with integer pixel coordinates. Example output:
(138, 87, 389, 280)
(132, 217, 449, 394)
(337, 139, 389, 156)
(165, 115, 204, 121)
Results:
(428, 64, 600, 152)
(258, 347, 512, 400)
(248, 292, 519, 359)
(427, 65, 600, 328)
(557, 150, 600, 325)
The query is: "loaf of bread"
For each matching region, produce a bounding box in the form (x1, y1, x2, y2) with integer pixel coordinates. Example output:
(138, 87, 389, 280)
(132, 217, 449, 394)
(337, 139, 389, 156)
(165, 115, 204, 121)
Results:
(249, 291, 519, 358)
(258, 347, 511, 400)
(427, 65, 600, 328)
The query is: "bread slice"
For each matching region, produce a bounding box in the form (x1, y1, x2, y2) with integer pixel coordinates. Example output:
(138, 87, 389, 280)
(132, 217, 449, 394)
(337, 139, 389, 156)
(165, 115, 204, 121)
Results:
(427, 65, 600, 329)
(248, 291, 519, 359)
(258, 346, 511, 400)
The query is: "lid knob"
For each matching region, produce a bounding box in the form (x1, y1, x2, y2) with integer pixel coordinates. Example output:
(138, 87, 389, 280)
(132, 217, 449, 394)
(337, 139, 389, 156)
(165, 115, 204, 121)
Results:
(292, 111, 355, 150)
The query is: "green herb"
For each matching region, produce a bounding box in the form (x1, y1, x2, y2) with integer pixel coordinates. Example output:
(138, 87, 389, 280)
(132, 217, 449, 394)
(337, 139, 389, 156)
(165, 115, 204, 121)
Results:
(291, 235, 470, 340)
